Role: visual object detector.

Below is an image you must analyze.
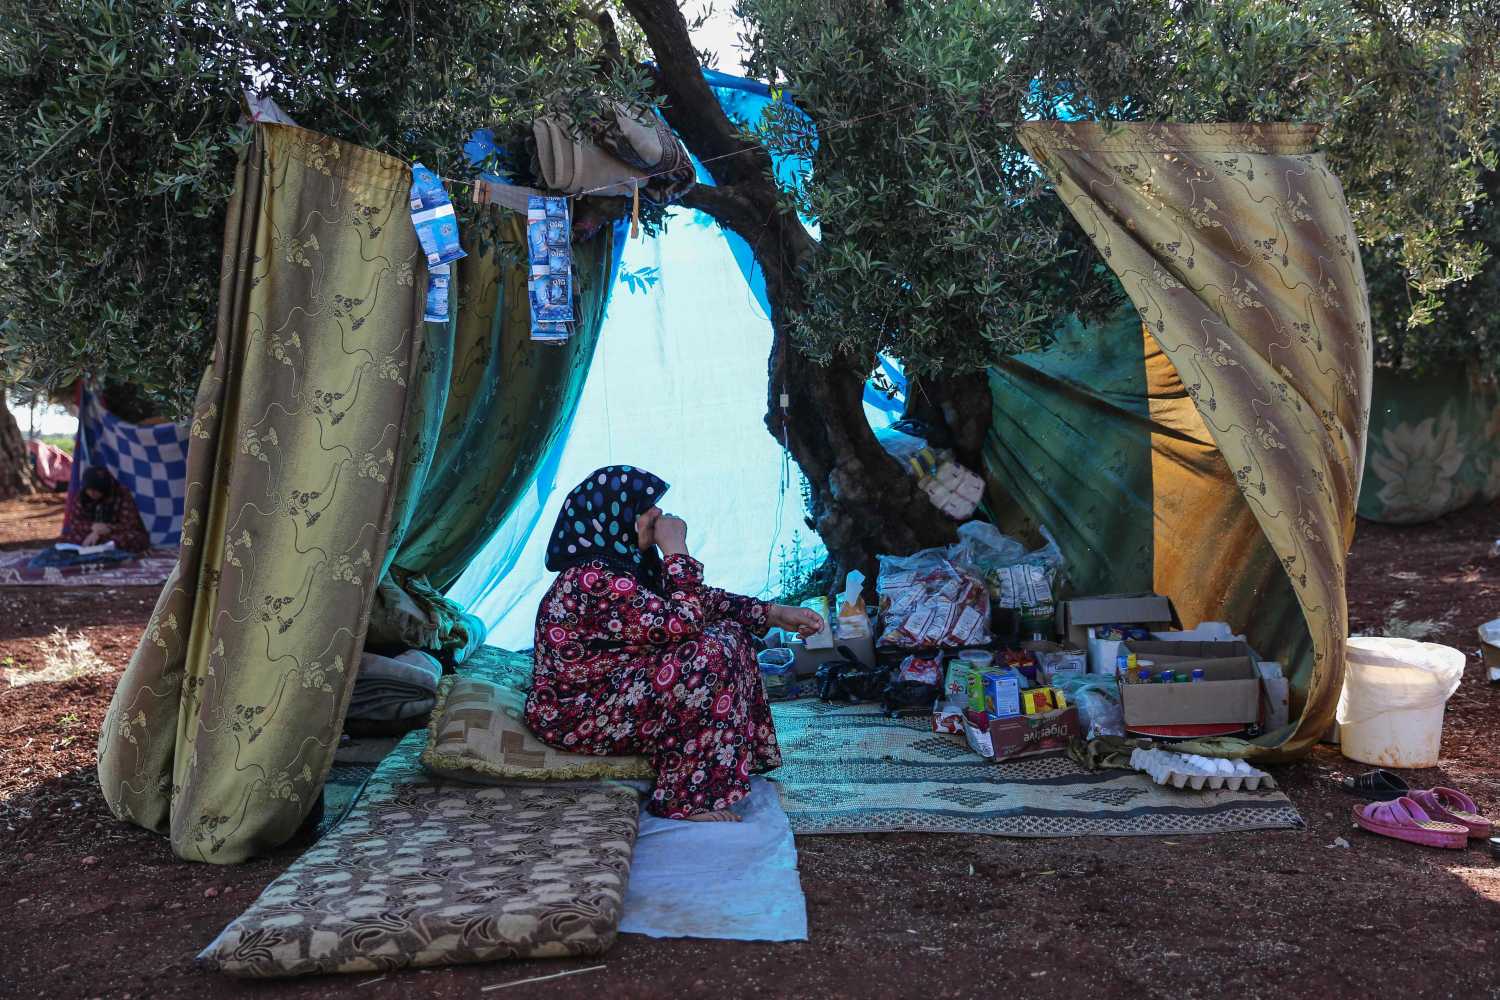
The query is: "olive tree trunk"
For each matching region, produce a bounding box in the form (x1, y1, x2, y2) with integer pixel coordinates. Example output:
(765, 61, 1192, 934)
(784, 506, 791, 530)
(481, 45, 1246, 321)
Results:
(0, 389, 35, 501)
(620, 0, 988, 587)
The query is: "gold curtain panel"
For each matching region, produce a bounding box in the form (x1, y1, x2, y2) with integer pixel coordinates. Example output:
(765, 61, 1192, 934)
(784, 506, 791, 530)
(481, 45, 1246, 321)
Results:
(97, 125, 429, 861)
(1016, 123, 1372, 758)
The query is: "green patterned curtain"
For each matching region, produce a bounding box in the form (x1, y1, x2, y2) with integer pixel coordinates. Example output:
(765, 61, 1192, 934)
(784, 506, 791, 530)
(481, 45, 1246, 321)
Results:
(984, 306, 1313, 694)
(984, 307, 1157, 595)
(97, 123, 619, 862)
(97, 124, 427, 862)
(1359, 364, 1500, 524)
(366, 214, 617, 661)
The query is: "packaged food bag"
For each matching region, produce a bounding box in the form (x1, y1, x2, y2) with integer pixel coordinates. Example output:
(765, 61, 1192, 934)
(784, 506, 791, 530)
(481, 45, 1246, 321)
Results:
(876, 548, 991, 649)
(898, 654, 943, 685)
(835, 571, 870, 639)
(947, 522, 1064, 613)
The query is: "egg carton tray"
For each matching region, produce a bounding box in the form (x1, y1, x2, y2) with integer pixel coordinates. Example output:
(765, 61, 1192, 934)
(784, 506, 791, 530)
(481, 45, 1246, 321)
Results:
(1129, 748, 1275, 792)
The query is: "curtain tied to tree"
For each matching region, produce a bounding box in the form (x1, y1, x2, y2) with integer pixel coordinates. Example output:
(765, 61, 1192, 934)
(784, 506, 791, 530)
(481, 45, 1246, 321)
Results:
(1016, 122, 1372, 758)
(97, 123, 618, 862)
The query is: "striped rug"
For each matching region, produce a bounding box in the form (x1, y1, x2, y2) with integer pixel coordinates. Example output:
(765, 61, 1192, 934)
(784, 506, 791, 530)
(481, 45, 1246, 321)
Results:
(768, 700, 1302, 838)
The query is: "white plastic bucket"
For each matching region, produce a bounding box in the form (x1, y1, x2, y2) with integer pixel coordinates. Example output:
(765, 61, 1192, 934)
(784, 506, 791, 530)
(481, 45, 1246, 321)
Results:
(1337, 637, 1465, 769)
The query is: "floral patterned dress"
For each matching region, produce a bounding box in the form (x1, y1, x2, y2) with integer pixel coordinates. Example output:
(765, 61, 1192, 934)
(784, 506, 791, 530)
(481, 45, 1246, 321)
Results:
(525, 553, 782, 818)
(60, 477, 152, 553)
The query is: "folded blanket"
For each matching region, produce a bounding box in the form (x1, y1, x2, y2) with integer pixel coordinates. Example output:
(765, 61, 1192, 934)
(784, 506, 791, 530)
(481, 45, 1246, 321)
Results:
(346, 650, 442, 722)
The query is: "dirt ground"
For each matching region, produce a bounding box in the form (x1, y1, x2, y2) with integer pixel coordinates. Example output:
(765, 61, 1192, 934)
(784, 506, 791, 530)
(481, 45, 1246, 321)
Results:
(2, 492, 1498, 1000)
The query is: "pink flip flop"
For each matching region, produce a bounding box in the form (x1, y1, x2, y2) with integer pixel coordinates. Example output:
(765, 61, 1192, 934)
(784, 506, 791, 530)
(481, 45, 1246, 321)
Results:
(1352, 796, 1469, 849)
(1410, 788, 1493, 840)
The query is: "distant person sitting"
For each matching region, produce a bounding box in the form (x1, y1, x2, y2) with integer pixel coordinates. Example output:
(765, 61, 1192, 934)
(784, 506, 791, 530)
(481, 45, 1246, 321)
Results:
(64, 467, 150, 554)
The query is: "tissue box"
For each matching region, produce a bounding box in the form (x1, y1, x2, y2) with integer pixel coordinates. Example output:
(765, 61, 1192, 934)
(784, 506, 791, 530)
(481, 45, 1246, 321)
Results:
(835, 615, 876, 669)
(1033, 646, 1087, 683)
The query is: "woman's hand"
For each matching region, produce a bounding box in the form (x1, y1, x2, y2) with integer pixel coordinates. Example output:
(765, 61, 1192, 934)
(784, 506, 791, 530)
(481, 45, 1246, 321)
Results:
(769, 604, 824, 638)
(654, 514, 690, 557)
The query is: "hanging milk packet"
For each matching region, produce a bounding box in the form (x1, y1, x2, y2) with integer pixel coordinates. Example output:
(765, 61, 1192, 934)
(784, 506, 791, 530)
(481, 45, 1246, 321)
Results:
(423, 263, 451, 323)
(409, 163, 467, 267)
(527, 194, 574, 342)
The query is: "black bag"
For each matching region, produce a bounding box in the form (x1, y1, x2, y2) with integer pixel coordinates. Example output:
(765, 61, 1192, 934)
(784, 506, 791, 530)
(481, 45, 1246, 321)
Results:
(881, 679, 941, 717)
(815, 646, 890, 703)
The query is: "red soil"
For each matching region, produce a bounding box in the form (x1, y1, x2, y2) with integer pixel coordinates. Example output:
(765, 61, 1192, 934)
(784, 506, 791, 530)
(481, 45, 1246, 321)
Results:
(2, 492, 1497, 999)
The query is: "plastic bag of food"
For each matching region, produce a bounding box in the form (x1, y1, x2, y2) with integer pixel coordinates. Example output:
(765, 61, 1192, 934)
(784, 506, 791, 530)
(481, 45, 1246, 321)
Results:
(877, 550, 991, 649)
(875, 426, 931, 466)
(948, 524, 1064, 612)
(948, 521, 1027, 573)
(1052, 673, 1125, 739)
(898, 653, 943, 685)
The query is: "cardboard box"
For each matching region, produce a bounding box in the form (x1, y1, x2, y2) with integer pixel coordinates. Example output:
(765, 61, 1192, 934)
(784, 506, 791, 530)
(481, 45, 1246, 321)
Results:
(1256, 661, 1289, 731)
(1118, 640, 1260, 727)
(1056, 593, 1176, 673)
(963, 706, 1080, 761)
(932, 697, 965, 734)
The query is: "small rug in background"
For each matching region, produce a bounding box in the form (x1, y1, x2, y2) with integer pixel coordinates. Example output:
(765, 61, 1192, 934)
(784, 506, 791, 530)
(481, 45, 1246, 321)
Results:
(620, 776, 806, 942)
(315, 764, 376, 839)
(770, 700, 1303, 838)
(313, 734, 402, 839)
(0, 547, 177, 586)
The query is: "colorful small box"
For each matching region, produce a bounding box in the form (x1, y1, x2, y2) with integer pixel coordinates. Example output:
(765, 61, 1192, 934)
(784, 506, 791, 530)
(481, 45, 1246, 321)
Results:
(1020, 687, 1069, 715)
(1021, 688, 1054, 715)
(982, 672, 1021, 718)
(945, 660, 973, 701)
(967, 669, 988, 713)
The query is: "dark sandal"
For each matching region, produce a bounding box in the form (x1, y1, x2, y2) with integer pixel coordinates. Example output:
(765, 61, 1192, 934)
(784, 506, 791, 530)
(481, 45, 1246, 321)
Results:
(1340, 769, 1409, 801)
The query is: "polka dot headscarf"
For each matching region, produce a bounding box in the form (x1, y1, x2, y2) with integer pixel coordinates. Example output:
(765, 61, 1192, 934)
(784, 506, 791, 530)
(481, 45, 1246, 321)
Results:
(544, 465, 670, 582)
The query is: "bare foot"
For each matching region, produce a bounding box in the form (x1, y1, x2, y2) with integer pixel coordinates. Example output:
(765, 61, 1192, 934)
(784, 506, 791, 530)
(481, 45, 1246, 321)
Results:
(685, 810, 742, 823)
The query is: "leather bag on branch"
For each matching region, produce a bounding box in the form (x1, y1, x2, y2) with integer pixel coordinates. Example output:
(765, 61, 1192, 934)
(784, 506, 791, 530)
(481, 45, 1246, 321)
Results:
(532, 102, 696, 204)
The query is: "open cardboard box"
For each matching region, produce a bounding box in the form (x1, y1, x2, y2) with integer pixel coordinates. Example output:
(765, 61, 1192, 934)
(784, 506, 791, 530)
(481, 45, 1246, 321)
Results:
(1119, 640, 1259, 727)
(962, 706, 1080, 762)
(1056, 593, 1177, 673)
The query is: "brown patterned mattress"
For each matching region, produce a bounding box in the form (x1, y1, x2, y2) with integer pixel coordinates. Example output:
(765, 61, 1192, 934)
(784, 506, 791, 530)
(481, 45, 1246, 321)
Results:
(198, 730, 641, 977)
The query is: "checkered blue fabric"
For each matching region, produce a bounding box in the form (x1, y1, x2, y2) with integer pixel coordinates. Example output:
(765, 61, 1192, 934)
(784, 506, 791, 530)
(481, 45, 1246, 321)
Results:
(73, 389, 189, 547)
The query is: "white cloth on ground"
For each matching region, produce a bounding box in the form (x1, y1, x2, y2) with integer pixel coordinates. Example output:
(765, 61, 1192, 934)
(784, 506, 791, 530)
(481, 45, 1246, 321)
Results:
(618, 776, 807, 941)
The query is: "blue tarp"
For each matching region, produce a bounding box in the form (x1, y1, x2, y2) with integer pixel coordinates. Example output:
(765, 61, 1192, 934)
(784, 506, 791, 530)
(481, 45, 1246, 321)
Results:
(450, 71, 904, 647)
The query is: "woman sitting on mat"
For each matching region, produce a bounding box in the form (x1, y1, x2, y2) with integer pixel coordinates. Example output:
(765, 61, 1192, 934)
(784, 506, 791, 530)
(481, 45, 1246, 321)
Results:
(64, 466, 151, 554)
(525, 465, 822, 823)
